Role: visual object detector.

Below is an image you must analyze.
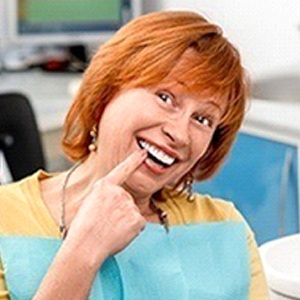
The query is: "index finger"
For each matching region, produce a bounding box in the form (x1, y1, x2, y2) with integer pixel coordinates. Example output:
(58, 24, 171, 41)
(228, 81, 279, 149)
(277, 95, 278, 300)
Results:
(105, 149, 147, 185)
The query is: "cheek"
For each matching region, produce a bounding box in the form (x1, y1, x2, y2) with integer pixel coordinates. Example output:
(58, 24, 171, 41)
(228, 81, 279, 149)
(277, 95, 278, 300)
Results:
(190, 134, 213, 162)
(170, 140, 212, 179)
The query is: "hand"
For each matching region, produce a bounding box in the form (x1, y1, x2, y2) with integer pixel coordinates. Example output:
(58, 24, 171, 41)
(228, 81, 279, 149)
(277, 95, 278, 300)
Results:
(65, 149, 148, 265)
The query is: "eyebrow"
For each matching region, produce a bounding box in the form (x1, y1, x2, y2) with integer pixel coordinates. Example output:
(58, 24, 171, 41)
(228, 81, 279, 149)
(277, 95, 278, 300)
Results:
(205, 100, 223, 113)
(170, 79, 225, 114)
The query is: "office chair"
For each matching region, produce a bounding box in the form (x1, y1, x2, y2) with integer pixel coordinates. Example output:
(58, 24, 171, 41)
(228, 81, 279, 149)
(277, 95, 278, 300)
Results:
(0, 93, 46, 181)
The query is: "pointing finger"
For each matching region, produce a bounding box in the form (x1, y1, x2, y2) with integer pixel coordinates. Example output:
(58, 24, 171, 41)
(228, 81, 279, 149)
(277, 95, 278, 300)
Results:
(105, 149, 147, 185)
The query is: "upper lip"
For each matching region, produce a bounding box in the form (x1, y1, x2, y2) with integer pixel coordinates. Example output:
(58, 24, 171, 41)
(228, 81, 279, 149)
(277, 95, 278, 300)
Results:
(137, 137, 183, 161)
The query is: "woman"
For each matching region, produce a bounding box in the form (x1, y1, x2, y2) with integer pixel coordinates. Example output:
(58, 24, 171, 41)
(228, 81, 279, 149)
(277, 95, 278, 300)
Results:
(0, 11, 268, 299)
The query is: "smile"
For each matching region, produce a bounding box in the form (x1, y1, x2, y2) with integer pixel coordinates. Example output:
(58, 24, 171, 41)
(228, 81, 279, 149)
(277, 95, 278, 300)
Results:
(138, 139, 177, 168)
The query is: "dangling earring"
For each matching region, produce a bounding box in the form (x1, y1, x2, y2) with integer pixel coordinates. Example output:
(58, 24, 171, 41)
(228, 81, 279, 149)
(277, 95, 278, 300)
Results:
(88, 125, 98, 152)
(186, 174, 195, 202)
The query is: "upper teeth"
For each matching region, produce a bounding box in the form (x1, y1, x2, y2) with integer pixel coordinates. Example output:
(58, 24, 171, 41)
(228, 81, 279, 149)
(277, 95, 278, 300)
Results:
(139, 140, 176, 166)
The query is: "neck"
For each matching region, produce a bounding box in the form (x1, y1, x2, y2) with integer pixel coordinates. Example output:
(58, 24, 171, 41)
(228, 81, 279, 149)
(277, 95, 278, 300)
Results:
(63, 152, 153, 211)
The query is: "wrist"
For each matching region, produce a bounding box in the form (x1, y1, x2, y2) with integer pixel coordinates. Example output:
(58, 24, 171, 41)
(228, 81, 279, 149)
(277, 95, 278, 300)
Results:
(63, 227, 109, 270)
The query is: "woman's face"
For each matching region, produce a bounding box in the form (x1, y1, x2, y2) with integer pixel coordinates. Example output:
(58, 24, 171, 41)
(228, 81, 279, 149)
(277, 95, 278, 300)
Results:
(96, 81, 226, 200)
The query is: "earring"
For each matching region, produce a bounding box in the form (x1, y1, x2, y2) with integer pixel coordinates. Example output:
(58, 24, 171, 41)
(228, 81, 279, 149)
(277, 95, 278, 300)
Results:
(186, 175, 195, 202)
(88, 125, 98, 152)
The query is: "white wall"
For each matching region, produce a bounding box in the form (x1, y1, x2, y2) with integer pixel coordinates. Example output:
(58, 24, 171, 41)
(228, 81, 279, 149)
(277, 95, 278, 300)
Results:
(0, 0, 7, 52)
(144, 0, 300, 79)
(0, 0, 10, 66)
(0, 0, 9, 39)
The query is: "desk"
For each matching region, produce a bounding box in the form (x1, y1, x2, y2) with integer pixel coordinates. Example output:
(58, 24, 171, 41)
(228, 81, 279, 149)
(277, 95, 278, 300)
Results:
(0, 70, 82, 132)
(0, 71, 82, 172)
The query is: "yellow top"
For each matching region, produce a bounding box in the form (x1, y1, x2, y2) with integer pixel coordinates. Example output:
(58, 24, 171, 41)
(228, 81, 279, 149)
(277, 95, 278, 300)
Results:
(0, 171, 269, 299)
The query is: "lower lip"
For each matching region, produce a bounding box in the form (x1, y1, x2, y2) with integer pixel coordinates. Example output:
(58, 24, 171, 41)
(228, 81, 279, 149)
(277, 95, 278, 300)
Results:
(142, 158, 170, 175)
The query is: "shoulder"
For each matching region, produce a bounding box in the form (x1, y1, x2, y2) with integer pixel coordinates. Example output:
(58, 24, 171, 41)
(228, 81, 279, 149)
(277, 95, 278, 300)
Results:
(0, 171, 42, 202)
(0, 178, 29, 205)
(0, 171, 45, 234)
(0, 170, 51, 199)
(158, 191, 245, 225)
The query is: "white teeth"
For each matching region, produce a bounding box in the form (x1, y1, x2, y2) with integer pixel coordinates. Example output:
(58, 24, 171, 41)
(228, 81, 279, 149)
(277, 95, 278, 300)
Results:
(139, 140, 175, 166)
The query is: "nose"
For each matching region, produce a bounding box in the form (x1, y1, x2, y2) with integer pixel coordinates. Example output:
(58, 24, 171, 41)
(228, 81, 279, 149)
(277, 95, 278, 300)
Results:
(162, 117, 190, 148)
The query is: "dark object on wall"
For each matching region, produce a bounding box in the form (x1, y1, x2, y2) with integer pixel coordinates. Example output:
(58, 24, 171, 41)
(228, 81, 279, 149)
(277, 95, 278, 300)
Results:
(40, 45, 88, 73)
(0, 93, 46, 181)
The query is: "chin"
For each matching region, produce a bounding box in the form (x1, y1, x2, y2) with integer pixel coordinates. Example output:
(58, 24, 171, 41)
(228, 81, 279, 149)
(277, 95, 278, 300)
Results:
(124, 173, 163, 199)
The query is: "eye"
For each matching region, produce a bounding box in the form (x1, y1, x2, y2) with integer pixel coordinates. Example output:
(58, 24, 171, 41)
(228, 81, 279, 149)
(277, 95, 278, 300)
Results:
(157, 91, 173, 105)
(195, 115, 213, 128)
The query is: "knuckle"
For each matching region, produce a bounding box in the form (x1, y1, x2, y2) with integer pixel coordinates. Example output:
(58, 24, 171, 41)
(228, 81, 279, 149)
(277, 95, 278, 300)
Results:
(112, 187, 123, 198)
(93, 179, 104, 189)
(98, 177, 109, 185)
(120, 201, 131, 211)
(94, 178, 111, 191)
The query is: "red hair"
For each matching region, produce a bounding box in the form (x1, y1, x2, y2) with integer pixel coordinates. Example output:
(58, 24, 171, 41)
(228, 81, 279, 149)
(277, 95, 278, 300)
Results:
(62, 11, 249, 182)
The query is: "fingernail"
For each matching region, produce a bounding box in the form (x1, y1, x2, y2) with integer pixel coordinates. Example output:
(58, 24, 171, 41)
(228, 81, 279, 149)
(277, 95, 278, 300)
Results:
(136, 148, 146, 155)
(140, 149, 147, 158)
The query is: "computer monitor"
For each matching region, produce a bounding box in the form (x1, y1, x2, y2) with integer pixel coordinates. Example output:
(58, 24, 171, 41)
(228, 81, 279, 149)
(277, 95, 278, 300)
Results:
(7, 0, 142, 46)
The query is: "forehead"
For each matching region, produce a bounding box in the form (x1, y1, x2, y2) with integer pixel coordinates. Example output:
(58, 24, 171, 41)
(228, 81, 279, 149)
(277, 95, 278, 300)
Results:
(160, 50, 228, 110)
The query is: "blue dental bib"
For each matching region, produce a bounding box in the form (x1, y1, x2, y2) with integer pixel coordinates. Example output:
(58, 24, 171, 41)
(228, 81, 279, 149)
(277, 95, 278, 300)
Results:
(0, 222, 250, 300)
